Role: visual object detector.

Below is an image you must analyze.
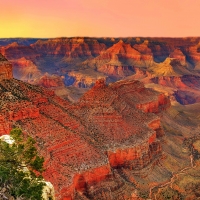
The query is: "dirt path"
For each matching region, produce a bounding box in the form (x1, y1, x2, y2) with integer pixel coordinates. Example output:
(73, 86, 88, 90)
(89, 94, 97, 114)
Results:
(149, 154, 195, 200)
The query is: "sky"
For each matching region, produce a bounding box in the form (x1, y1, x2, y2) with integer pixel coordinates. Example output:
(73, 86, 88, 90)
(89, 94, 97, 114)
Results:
(0, 0, 200, 38)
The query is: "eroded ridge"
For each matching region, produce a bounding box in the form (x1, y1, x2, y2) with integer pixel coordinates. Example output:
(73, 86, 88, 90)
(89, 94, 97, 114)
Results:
(0, 72, 170, 199)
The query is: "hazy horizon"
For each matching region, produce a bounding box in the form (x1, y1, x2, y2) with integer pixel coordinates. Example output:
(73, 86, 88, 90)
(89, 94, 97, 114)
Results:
(1, 36, 200, 39)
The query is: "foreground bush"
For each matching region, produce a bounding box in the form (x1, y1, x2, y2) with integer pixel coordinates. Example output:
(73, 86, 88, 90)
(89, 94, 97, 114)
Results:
(0, 128, 45, 199)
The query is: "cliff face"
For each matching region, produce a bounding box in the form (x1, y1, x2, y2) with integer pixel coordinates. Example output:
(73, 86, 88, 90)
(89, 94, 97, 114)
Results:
(187, 42, 200, 70)
(1, 37, 200, 106)
(83, 40, 143, 77)
(65, 69, 107, 88)
(1, 38, 200, 199)
(31, 38, 108, 58)
(150, 75, 200, 104)
(11, 57, 41, 82)
(0, 42, 37, 60)
(34, 73, 65, 88)
(0, 54, 13, 80)
(0, 70, 170, 200)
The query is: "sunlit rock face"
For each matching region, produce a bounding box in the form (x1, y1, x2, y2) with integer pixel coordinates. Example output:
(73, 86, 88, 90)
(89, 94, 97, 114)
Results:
(3, 38, 200, 198)
(0, 54, 13, 81)
(11, 57, 41, 82)
(1, 37, 200, 106)
(0, 68, 170, 199)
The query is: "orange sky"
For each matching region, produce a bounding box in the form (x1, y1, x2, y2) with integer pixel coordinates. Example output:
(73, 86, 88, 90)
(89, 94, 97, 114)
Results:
(0, 0, 199, 38)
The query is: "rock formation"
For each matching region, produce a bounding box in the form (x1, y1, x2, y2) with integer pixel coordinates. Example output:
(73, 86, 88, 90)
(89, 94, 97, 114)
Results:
(0, 58, 170, 199)
(83, 40, 142, 77)
(1, 38, 200, 199)
(1, 37, 200, 106)
(65, 69, 107, 88)
(11, 57, 42, 82)
(35, 73, 65, 88)
(0, 54, 13, 80)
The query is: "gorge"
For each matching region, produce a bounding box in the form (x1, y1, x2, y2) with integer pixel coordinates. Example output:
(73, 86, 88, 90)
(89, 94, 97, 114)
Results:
(1, 37, 200, 199)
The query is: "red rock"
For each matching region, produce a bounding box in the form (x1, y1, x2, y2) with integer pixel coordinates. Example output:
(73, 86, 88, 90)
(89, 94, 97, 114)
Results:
(11, 57, 41, 82)
(1, 38, 200, 107)
(0, 55, 13, 80)
(31, 38, 107, 58)
(0, 54, 171, 200)
(0, 115, 12, 135)
(82, 40, 142, 77)
(0, 42, 37, 60)
(169, 49, 186, 65)
(0, 77, 170, 199)
(66, 69, 107, 88)
(151, 76, 187, 88)
(151, 75, 200, 104)
(188, 42, 200, 70)
(133, 40, 153, 63)
(98, 64, 134, 77)
(35, 73, 65, 88)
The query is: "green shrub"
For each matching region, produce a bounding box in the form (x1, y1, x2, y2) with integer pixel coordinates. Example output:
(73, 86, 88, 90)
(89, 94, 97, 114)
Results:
(0, 128, 45, 199)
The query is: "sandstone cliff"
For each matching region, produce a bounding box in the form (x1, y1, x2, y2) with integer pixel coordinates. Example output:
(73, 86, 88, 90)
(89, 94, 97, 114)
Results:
(0, 71, 170, 199)
(11, 57, 42, 82)
(1, 37, 200, 199)
(0, 54, 13, 80)
(1, 37, 200, 107)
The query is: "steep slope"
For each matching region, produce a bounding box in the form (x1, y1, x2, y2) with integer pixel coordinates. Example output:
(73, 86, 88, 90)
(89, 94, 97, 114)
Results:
(2, 55, 200, 199)
(0, 59, 170, 199)
(65, 69, 107, 88)
(0, 42, 37, 60)
(82, 40, 143, 78)
(0, 54, 13, 80)
(187, 42, 200, 70)
(12, 57, 42, 81)
(1, 37, 200, 105)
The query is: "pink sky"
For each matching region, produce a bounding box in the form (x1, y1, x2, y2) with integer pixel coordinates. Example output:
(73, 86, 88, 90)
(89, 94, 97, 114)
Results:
(0, 0, 199, 38)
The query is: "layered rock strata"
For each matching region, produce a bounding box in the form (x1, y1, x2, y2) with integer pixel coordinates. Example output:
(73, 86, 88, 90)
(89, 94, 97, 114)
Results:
(0, 69, 170, 199)
(0, 55, 13, 80)
(0, 54, 171, 199)
(1, 37, 200, 106)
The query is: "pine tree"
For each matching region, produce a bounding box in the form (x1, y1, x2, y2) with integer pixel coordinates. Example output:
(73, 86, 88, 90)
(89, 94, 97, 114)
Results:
(0, 128, 45, 199)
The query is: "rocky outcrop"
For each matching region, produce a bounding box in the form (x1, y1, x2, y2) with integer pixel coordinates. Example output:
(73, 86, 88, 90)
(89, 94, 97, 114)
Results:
(0, 74, 170, 199)
(11, 57, 41, 81)
(0, 54, 7, 61)
(1, 38, 200, 107)
(0, 114, 11, 135)
(98, 65, 134, 77)
(150, 75, 200, 105)
(187, 42, 200, 70)
(35, 73, 65, 88)
(169, 49, 186, 65)
(31, 38, 108, 58)
(151, 76, 187, 88)
(2, 37, 200, 198)
(0, 54, 13, 80)
(133, 40, 153, 64)
(65, 69, 107, 88)
(83, 40, 143, 76)
(0, 42, 37, 60)
(136, 93, 170, 113)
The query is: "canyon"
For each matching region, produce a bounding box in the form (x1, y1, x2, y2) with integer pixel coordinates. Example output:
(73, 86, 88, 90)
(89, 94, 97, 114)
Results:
(1, 37, 200, 199)
(1, 37, 200, 105)
(0, 54, 170, 199)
